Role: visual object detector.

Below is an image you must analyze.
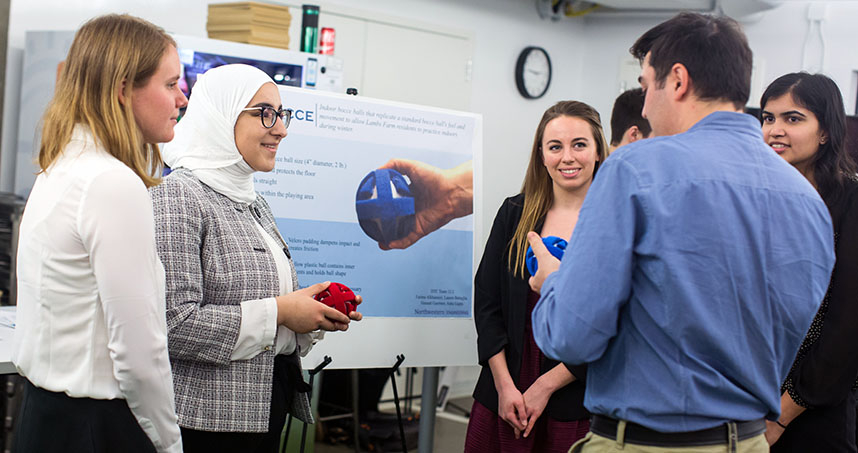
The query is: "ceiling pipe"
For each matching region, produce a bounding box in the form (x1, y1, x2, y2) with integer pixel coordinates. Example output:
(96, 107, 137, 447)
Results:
(571, 0, 718, 20)
(545, 0, 782, 21)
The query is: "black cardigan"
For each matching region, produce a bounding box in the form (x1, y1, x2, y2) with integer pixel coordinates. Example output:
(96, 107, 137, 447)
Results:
(784, 178, 858, 408)
(472, 194, 589, 422)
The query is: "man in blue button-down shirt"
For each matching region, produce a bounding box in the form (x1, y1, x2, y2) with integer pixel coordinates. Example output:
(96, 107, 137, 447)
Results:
(529, 12, 834, 453)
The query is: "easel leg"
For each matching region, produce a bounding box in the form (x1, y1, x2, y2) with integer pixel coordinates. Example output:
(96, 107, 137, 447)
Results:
(351, 368, 360, 453)
(386, 354, 407, 453)
(417, 367, 439, 453)
(280, 415, 292, 453)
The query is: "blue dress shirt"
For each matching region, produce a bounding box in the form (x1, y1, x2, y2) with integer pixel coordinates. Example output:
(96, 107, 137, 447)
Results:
(532, 111, 835, 432)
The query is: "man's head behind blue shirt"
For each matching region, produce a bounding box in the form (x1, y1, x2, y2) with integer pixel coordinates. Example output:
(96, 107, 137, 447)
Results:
(630, 12, 753, 137)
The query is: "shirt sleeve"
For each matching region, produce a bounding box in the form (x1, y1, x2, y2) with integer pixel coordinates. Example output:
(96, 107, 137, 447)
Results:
(231, 298, 278, 361)
(565, 363, 587, 383)
(215, 290, 319, 361)
(786, 192, 858, 408)
(149, 179, 242, 366)
(473, 199, 514, 366)
(287, 329, 324, 357)
(532, 157, 640, 365)
(79, 169, 182, 453)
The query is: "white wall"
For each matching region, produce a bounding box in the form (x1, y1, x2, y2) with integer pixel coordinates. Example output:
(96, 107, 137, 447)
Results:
(577, 2, 858, 141)
(743, 1, 858, 113)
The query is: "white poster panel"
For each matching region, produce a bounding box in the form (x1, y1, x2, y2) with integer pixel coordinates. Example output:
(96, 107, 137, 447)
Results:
(268, 87, 481, 368)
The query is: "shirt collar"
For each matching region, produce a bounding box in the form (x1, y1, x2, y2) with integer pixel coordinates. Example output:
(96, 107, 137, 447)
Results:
(687, 110, 762, 138)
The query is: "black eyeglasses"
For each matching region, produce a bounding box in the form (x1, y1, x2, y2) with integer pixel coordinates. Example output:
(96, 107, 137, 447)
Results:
(240, 106, 293, 129)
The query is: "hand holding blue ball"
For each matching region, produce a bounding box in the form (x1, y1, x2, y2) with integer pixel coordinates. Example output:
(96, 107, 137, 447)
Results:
(526, 236, 567, 276)
(355, 169, 416, 244)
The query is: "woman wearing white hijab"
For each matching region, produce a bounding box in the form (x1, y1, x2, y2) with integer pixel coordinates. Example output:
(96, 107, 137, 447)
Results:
(151, 64, 362, 453)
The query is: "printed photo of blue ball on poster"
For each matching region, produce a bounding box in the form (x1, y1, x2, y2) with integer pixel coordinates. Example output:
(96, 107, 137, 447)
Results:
(355, 169, 415, 244)
(258, 86, 478, 324)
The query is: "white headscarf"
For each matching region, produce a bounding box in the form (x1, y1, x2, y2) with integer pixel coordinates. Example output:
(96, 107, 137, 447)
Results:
(162, 64, 276, 204)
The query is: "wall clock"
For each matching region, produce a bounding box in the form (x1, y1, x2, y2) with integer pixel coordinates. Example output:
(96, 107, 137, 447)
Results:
(515, 46, 552, 99)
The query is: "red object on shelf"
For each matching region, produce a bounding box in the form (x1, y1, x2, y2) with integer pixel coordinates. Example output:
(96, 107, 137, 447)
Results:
(319, 27, 335, 55)
(313, 282, 357, 315)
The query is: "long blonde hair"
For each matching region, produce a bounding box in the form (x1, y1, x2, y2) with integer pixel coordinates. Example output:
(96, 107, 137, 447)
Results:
(38, 14, 176, 187)
(508, 101, 610, 278)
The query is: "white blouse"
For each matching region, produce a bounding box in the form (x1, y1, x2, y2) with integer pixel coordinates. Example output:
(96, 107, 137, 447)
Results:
(230, 222, 322, 361)
(12, 126, 182, 453)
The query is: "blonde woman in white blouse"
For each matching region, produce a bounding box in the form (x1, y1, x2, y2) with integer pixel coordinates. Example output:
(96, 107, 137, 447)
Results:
(12, 14, 187, 453)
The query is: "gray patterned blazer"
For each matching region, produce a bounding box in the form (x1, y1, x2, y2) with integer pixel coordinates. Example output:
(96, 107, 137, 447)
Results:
(150, 168, 313, 432)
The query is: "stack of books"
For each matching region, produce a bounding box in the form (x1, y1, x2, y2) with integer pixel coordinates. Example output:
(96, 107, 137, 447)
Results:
(207, 1, 292, 49)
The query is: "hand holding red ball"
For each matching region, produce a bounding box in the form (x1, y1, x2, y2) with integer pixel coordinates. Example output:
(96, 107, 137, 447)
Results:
(314, 282, 359, 316)
(274, 281, 362, 333)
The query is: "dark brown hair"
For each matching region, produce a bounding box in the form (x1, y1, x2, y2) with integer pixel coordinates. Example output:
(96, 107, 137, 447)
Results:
(610, 88, 651, 146)
(630, 12, 752, 110)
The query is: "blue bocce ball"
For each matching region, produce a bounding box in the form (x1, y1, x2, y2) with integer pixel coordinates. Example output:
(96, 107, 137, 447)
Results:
(525, 236, 568, 276)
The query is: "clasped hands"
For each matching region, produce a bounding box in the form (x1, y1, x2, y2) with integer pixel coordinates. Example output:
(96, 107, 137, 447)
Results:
(497, 377, 555, 439)
(496, 233, 561, 439)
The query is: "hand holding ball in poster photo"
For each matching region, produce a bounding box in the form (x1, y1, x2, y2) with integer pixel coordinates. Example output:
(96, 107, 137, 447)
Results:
(355, 159, 474, 250)
(355, 169, 416, 244)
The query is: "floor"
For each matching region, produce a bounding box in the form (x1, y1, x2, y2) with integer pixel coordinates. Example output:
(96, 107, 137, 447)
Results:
(314, 397, 472, 453)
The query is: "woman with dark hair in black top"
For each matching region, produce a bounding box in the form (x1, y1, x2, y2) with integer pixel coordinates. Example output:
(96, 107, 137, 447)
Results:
(761, 72, 858, 452)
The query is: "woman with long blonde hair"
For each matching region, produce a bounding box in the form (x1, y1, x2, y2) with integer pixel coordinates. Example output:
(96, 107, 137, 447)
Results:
(12, 14, 186, 453)
(466, 101, 609, 452)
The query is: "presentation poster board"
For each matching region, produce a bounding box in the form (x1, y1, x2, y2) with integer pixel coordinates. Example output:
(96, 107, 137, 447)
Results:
(268, 87, 481, 368)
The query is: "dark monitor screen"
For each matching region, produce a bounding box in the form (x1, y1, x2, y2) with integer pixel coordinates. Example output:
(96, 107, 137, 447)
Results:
(179, 50, 303, 98)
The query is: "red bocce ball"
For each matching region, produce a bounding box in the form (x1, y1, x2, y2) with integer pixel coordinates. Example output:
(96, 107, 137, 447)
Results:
(313, 282, 357, 316)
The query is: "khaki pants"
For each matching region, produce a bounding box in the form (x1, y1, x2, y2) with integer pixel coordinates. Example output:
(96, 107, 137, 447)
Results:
(569, 420, 769, 453)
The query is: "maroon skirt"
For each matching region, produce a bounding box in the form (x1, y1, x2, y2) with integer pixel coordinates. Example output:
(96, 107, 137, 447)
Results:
(465, 291, 590, 453)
